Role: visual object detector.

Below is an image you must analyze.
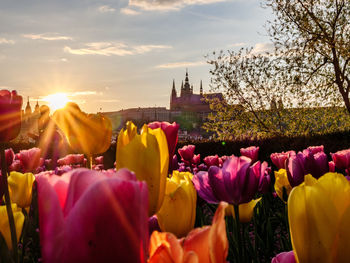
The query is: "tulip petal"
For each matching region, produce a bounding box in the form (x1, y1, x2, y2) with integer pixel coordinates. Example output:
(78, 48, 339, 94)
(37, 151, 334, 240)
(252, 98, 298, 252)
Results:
(149, 231, 184, 263)
(192, 171, 219, 204)
(288, 174, 338, 263)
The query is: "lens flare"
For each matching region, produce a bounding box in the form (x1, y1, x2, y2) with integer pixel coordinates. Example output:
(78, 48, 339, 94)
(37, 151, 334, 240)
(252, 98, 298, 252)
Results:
(43, 93, 70, 112)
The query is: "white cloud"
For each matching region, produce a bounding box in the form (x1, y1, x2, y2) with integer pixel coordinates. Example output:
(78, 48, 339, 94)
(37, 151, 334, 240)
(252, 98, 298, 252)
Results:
(128, 0, 228, 11)
(23, 33, 73, 41)
(156, 60, 206, 69)
(227, 42, 247, 48)
(98, 5, 116, 13)
(64, 42, 171, 56)
(0, 38, 15, 44)
(120, 7, 141, 15)
(251, 42, 274, 54)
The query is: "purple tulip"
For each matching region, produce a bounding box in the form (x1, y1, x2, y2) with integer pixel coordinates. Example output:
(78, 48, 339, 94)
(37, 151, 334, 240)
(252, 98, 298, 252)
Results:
(331, 149, 350, 170)
(171, 154, 179, 171)
(203, 155, 219, 167)
(258, 162, 271, 193)
(178, 145, 195, 164)
(0, 90, 22, 142)
(37, 168, 149, 263)
(287, 150, 328, 187)
(192, 156, 268, 205)
(271, 251, 296, 263)
(240, 146, 259, 163)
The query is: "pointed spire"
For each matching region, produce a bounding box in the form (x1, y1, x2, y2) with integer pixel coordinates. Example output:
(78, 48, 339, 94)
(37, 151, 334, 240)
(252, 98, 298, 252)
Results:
(185, 69, 189, 83)
(200, 80, 203, 95)
(171, 79, 177, 99)
(172, 79, 175, 90)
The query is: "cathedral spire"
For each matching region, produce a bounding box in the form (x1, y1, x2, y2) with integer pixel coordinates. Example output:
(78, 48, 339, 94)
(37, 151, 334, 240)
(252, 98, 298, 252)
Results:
(200, 80, 203, 95)
(171, 79, 177, 98)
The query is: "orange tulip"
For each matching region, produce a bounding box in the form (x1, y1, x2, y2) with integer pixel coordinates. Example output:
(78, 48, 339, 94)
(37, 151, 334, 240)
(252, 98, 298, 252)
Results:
(149, 202, 228, 263)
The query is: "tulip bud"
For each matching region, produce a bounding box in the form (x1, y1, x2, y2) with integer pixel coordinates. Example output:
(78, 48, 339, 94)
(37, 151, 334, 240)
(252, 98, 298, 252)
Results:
(8, 171, 35, 208)
(240, 146, 259, 163)
(0, 204, 24, 250)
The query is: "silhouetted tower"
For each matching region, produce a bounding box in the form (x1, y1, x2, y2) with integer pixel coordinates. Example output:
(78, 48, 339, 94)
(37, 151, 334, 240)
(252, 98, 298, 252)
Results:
(34, 100, 40, 114)
(181, 69, 192, 97)
(171, 79, 177, 103)
(25, 97, 32, 117)
(200, 80, 203, 95)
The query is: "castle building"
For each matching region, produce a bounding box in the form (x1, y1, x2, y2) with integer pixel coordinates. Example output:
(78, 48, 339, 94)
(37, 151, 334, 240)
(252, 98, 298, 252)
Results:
(103, 70, 224, 139)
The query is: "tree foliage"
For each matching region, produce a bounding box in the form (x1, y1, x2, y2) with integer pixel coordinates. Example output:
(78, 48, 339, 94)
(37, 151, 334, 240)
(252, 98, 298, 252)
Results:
(204, 0, 350, 139)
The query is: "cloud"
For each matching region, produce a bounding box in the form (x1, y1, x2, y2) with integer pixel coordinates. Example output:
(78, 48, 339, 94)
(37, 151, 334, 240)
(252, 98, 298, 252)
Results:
(23, 33, 73, 41)
(251, 42, 274, 54)
(64, 42, 171, 56)
(120, 7, 141, 15)
(0, 38, 15, 44)
(128, 0, 228, 11)
(98, 5, 116, 13)
(227, 42, 247, 48)
(156, 60, 206, 69)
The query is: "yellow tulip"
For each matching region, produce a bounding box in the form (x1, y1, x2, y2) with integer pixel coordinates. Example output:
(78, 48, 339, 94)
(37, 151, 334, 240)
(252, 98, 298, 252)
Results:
(53, 102, 112, 155)
(116, 122, 169, 216)
(157, 171, 197, 237)
(8, 171, 35, 208)
(288, 173, 350, 263)
(0, 204, 24, 250)
(274, 169, 292, 203)
(225, 198, 261, 223)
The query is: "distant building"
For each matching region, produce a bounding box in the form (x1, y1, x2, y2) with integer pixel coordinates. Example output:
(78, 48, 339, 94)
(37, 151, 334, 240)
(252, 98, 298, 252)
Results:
(103, 70, 224, 139)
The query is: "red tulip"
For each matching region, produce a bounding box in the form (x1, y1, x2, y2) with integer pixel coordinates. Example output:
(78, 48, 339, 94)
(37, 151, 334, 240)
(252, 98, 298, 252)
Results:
(37, 168, 149, 263)
(203, 155, 219, 167)
(270, 151, 295, 170)
(0, 90, 22, 142)
(178, 145, 195, 164)
(240, 146, 259, 163)
(331, 149, 350, 170)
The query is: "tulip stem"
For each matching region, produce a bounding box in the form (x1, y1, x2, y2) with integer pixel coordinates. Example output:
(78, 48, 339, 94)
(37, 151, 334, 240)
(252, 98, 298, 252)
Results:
(87, 155, 93, 170)
(1, 146, 18, 263)
(234, 204, 243, 263)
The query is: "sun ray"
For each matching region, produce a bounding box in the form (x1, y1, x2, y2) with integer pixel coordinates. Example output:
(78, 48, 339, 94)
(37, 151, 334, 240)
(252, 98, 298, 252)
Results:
(42, 93, 71, 112)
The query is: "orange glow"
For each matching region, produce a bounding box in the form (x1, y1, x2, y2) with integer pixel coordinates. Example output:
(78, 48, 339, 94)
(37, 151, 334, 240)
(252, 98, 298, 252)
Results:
(42, 93, 70, 111)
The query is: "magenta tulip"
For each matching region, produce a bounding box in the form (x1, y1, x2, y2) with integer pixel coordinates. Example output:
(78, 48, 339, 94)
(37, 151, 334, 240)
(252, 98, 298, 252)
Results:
(37, 168, 149, 263)
(57, 154, 85, 166)
(178, 145, 195, 163)
(192, 156, 270, 205)
(0, 90, 22, 142)
(257, 162, 271, 193)
(192, 153, 201, 165)
(331, 148, 350, 170)
(271, 251, 296, 263)
(240, 146, 259, 163)
(203, 155, 219, 167)
(304, 145, 324, 155)
(148, 121, 179, 171)
(329, 161, 335, 172)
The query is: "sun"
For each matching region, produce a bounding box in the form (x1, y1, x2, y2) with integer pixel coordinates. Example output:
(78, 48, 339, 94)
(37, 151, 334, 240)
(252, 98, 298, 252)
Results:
(43, 93, 71, 112)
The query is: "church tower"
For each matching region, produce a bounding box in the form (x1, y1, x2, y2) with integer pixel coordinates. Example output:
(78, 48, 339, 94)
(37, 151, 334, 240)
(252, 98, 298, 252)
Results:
(182, 69, 192, 97)
(200, 80, 203, 95)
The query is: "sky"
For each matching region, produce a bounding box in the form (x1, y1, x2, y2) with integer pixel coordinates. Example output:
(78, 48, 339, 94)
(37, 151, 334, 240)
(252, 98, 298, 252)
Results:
(0, 0, 273, 113)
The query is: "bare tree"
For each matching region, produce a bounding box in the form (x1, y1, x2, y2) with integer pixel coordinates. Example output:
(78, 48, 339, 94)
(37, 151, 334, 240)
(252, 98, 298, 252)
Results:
(204, 0, 350, 139)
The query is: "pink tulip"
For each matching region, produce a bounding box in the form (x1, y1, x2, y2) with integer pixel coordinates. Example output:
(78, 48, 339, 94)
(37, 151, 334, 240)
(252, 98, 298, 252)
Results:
(270, 151, 295, 170)
(271, 251, 296, 263)
(57, 154, 85, 166)
(304, 145, 324, 155)
(329, 161, 335, 172)
(331, 149, 350, 170)
(16, 147, 42, 173)
(192, 153, 201, 165)
(37, 168, 149, 263)
(240, 146, 259, 163)
(178, 145, 195, 163)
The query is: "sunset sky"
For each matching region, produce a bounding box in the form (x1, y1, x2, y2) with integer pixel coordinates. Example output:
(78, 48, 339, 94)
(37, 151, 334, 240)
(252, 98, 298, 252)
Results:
(0, 0, 273, 113)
